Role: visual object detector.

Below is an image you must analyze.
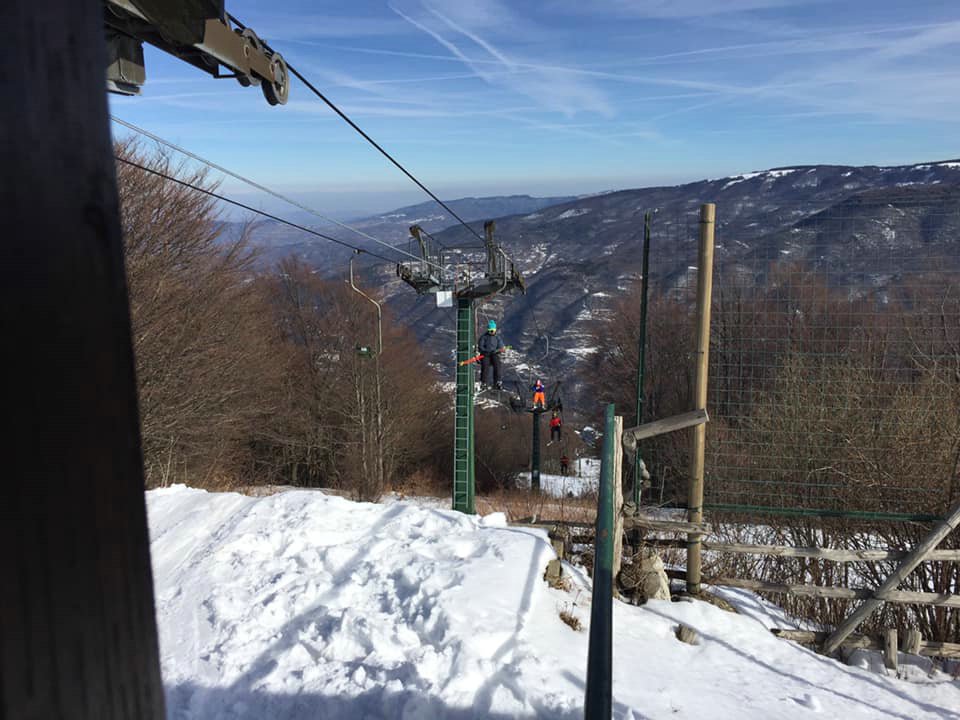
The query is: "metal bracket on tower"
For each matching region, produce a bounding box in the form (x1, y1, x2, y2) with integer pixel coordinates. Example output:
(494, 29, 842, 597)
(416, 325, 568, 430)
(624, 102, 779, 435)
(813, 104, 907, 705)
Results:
(397, 225, 446, 294)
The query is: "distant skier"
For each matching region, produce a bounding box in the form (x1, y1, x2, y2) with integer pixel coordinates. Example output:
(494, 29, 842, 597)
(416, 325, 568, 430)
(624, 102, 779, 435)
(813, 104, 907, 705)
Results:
(531, 379, 546, 409)
(560, 453, 570, 476)
(477, 319, 505, 390)
(549, 411, 562, 442)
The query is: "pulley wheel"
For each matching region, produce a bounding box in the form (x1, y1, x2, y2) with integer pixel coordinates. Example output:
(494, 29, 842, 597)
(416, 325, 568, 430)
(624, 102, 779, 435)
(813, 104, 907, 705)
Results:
(262, 53, 290, 106)
(236, 28, 263, 87)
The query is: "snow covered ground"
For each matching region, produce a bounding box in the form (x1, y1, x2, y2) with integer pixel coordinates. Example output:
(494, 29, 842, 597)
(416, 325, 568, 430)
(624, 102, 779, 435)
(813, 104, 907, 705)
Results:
(148, 486, 960, 719)
(516, 458, 601, 497)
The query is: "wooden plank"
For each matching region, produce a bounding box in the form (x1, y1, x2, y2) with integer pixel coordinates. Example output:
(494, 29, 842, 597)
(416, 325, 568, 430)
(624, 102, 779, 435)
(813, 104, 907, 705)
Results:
(1, 3, 166, 718)
(713, 578, 960, 608)
(772, 629, 881, 650)
(624, 516, 713, 535)
(673, 541, 960, 563)
(772, 630, 960, 659)
(823, 498, 960, 655)
(687, 203, 715, 595)
(920, 642, 960, 659)
(622, 408, 708, 447)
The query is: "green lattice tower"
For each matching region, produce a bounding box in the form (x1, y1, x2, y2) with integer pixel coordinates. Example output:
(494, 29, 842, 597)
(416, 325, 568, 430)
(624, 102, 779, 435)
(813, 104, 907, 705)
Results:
(453, 297, 476, 513)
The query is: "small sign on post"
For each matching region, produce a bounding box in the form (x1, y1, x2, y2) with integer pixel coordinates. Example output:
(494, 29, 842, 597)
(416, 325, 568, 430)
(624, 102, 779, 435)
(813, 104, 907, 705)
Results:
(436, 290, 453, 308)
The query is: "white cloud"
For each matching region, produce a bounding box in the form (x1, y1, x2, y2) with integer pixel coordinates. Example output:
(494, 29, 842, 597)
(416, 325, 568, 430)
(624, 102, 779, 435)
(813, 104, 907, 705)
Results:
(388, 1, 614, 117)
(551, 0, 829, 19)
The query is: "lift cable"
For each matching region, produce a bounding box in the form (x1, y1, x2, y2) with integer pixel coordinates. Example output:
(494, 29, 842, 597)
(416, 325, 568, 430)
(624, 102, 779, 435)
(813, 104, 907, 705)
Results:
(115, 155, 398, 264)
(227, 12, 486, 247)
(111, 116, 444, 271)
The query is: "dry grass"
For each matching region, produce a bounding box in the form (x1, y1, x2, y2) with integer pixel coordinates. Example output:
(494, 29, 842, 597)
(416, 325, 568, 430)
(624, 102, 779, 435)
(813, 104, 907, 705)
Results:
(477, 487, 597, 524)
(559, 606, 584, 632)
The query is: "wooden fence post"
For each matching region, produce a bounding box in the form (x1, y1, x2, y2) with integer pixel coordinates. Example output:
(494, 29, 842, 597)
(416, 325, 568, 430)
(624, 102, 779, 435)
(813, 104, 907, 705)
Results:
(1, 2, 166, 718)
(883, 629, 899, 671)
(901, 629, 922, 656)
(687, 203, 715, 595)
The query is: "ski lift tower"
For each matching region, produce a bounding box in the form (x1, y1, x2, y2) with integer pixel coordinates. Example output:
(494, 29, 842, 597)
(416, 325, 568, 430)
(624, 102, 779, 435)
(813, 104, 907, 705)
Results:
(397, 220, 525, 513)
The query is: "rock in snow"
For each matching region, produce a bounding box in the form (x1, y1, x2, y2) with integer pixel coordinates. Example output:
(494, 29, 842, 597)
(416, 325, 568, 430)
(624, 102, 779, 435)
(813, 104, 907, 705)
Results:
(147, 486, 960, 719)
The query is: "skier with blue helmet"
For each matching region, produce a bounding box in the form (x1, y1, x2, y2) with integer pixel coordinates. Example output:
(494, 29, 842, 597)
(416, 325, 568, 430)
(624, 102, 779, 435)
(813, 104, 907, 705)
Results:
(477, 319, 505, 390)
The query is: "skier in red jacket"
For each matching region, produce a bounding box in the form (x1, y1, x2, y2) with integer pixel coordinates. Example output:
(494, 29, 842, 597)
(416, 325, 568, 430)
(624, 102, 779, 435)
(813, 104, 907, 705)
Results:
(549, 411, 562, 442)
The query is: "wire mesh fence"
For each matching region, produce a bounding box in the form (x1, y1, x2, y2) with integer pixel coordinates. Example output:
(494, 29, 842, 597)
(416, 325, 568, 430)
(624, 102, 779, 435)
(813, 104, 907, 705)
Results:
(641, 190, 960, 522)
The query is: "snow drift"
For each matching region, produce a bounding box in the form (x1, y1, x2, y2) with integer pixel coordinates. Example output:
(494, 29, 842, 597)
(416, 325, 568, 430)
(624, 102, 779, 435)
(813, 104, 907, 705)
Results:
(147, 486, 960, 719)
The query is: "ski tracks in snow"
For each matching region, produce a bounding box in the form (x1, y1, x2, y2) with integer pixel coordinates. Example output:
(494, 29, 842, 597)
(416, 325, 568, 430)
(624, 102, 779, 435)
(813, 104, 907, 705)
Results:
(148, 487, 559, 719)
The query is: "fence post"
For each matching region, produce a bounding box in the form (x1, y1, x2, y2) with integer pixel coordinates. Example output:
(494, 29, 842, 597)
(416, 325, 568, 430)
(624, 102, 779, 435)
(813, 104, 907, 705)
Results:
(687, 203, 716, 595)
(585, 403, 617, 719)
(633, 212, 651, 505)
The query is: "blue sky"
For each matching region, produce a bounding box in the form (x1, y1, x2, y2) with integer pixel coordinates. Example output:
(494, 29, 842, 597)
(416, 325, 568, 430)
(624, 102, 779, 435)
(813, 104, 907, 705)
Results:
(109, 0, 960, 218)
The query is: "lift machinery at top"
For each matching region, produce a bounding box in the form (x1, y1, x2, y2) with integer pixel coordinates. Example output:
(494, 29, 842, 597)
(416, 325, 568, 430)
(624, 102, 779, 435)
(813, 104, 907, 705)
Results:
(104, 0, 289, 105)
(398, 220, 524, 514)
(397, 220, 525, 299)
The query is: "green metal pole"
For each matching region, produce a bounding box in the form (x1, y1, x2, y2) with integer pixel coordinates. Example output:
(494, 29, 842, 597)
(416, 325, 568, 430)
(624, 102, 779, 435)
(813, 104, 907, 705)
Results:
(633, 212, 651, 506)
(585, 403, 616, 719)
(453, 297, 476, 513)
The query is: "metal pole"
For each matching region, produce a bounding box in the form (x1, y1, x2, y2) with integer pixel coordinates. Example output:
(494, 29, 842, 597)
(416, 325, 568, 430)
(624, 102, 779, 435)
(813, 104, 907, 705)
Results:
(531, 409, 542, 492)
(349, 252, 385, 493)
(687, 204, 716, 595)
(2, 1, 165, 715)
(585, 403, 617, 719)
(349, 252, 382, 355)
(633, 211, 651, 506)
(453, 297, 476, 513)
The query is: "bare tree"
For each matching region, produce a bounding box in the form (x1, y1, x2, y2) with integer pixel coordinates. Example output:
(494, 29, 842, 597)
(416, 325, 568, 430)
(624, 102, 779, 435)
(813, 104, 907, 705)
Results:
(117, 140, 283, 487)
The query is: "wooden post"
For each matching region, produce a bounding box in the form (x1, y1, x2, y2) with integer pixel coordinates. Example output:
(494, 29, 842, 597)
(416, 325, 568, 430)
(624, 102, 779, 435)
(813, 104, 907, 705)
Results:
(823, 499, 960, 656)
(622, 409, 708, 453)
(884, 629, 899, 672)
(1, 1, 166, 718)
(901, 629, 923, 656)
(687, 203, 715, 595)
(613, 416, 625, 586)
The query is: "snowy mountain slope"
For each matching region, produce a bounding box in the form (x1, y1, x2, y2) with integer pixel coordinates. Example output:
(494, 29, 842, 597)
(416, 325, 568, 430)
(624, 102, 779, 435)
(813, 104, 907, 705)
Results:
(362, 160, 960, 408)
(147, 486, 960, 719)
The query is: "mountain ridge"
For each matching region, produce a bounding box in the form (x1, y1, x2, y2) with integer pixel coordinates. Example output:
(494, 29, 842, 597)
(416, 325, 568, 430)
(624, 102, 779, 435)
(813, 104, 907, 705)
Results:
(242, 159, 960, 411)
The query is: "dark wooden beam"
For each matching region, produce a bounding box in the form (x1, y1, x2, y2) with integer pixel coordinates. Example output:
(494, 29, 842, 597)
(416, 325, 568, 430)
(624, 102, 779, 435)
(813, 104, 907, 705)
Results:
(1, 2, 165, 718)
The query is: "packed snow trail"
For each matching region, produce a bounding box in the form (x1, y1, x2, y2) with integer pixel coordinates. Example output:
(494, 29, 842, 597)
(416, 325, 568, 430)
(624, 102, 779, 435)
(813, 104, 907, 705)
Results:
(147, 486, 960, 719)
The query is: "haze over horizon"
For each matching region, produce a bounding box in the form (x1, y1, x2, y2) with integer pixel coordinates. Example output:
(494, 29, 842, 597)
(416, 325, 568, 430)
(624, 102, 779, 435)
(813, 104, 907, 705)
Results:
(110, 0, 960, 219)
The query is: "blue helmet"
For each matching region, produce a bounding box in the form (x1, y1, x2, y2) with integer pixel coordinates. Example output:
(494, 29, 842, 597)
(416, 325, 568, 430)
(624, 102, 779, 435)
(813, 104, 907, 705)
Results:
(488, 320, 497, 331)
